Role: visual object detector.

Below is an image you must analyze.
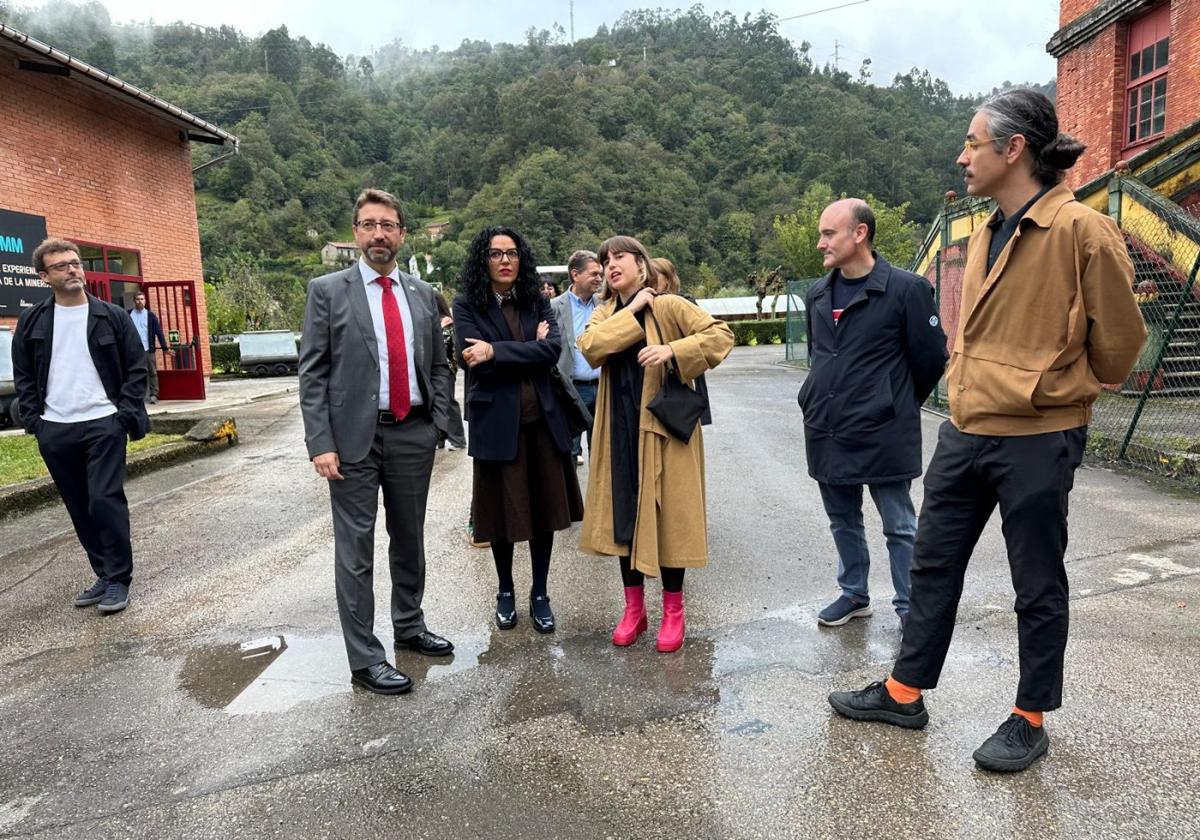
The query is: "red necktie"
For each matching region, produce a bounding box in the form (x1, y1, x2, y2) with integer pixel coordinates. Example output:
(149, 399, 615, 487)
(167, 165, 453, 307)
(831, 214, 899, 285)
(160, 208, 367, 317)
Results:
(375, 277, 411, 419)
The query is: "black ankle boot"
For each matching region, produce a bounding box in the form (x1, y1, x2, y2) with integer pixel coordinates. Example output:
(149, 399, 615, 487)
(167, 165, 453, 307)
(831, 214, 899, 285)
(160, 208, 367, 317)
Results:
(495, 591, 517, 629)
(529, 590, 555, 633)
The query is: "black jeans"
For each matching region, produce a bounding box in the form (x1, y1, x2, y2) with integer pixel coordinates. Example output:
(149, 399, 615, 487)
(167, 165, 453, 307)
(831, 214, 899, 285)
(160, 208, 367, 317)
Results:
(892, 421, 1086, 711)
(37, 415, 133, 586)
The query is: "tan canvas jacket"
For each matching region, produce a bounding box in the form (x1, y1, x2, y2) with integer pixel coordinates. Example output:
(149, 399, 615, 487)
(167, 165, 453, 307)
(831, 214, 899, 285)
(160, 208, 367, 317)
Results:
(948, 183, 1146, 435)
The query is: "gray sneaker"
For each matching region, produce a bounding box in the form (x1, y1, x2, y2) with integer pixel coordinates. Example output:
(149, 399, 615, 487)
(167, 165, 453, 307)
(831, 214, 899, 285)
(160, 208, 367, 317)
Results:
(97, 582, 130, 614)
(73, 579, 108, 607)
(817, 595, 872, 626)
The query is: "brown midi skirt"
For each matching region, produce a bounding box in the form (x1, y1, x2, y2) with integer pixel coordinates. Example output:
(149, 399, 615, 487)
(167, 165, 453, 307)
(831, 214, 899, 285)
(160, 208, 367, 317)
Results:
(472, 420, 584, 544)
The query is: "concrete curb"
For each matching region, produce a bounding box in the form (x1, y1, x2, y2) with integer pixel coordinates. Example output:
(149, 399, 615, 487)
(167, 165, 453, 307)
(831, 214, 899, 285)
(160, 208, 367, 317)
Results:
(0, 433, 234, 519)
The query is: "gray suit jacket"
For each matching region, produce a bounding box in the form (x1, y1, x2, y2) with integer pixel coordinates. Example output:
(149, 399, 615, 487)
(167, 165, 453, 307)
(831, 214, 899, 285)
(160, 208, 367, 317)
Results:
(549, 292, 575, 382)
(299, 263, 450, 463)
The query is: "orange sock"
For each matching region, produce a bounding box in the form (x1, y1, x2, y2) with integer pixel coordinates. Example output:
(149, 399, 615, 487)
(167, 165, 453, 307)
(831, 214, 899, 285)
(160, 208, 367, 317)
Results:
(885, 677, 921, 704)
(1013, 706, 1043, 727)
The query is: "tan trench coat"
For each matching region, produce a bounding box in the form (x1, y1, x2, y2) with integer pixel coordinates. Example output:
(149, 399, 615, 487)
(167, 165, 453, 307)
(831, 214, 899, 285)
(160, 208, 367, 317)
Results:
(577, 294, 734, 576)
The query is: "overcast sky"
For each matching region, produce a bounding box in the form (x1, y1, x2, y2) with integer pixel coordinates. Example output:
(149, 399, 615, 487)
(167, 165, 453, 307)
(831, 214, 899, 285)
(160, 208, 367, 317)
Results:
(23, 0, 1060, 95)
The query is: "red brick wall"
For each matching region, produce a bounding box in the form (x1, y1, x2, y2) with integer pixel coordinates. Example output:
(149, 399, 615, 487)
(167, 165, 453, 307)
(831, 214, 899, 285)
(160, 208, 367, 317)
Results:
(1057, 0, 1200, 187)
(1058, 25, 1127, 186)
(1166, 0, 1200, 137)
(0, 59, 211, 374)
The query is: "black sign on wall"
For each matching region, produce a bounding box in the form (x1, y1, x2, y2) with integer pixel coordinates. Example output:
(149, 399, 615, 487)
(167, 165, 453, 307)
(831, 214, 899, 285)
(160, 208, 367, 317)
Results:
(0, 208, 51, 317)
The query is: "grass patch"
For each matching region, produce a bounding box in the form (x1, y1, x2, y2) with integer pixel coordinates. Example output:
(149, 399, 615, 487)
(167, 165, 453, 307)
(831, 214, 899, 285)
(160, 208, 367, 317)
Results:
(0, 432, 183, 486)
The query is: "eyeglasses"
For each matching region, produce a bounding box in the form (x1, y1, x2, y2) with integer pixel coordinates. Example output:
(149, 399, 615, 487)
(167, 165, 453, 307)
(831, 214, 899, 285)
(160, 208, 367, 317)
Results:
(487, 249, 520, 263)
(44, 259, 83, 272)
(962, 136, 1008, 153)
(355, 220, 401, 233)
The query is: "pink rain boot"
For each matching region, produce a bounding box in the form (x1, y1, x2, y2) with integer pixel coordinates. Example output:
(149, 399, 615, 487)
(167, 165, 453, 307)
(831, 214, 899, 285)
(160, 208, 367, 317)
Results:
(657, 590, 685, 652)
(612, 586, 647, 646)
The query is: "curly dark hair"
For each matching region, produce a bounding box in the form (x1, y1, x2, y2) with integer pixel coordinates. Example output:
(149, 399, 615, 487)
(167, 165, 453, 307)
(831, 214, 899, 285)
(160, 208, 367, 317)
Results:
(459, 226, 540, 310)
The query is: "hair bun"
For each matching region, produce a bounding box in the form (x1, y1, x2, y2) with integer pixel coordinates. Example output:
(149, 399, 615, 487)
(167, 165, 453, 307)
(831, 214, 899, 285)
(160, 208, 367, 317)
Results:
(1040, 133, 1086, 169)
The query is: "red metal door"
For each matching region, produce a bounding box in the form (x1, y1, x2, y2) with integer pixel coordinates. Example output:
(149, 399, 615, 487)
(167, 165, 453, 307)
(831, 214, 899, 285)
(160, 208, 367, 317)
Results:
(142, 281, 205, 401)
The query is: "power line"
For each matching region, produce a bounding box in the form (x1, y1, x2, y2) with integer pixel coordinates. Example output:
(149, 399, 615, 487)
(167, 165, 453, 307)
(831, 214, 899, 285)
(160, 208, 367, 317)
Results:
(777, 0, 871, 23)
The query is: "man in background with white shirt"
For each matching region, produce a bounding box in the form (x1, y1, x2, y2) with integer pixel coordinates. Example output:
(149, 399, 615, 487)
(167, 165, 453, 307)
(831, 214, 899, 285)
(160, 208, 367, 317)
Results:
(128, 291, 168, 404)
(12, 238, 149, 614)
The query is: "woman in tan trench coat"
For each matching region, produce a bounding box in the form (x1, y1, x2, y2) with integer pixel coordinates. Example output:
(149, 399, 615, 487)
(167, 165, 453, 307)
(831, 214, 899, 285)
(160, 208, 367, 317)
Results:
(577, 236, 734, 652)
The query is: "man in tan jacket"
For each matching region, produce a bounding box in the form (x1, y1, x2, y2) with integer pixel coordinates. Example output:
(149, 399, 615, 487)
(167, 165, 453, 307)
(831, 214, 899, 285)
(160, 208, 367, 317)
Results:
(829, 89, 1146, 772)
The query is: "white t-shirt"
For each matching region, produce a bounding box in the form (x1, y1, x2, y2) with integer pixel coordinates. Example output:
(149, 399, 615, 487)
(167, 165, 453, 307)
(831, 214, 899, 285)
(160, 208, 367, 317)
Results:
(42, 303, 117, 424)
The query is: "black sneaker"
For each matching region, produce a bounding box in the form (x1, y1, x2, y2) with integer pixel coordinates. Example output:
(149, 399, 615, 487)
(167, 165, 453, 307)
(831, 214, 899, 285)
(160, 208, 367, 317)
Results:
(73, 579, 108, 607)
(96, 582, 130, 614)
(972, 714, 1049, 772)
(828, 680, 929, 729)
(817, 595, 872, 626)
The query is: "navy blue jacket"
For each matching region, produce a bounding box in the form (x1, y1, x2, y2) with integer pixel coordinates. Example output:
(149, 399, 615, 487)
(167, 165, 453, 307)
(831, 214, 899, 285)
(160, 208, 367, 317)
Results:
(452, 292, 572, 462)
(798, 256, 948, 484)
(127, 307, 169, 352)
(12, 294, 150, 440)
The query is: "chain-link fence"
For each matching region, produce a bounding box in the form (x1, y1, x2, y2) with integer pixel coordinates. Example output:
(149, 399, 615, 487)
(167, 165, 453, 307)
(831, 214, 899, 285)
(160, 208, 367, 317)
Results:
(784, 278, 818, 364)
(1088, 177, 1200, 481)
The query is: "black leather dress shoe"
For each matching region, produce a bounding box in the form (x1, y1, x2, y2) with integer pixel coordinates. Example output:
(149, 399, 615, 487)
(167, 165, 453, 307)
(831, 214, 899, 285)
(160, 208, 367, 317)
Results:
(397, 630, 454, 657)
(350, 661, 413, 695)
(529, 591, 556, 634)
(495, 591, 518, 629)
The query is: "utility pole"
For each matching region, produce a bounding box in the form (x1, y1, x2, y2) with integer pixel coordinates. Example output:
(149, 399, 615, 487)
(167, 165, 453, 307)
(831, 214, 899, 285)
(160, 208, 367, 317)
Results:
(643, 44, 647, 63)
(570, 0, 575, 43)
(832, 40, 841, 71)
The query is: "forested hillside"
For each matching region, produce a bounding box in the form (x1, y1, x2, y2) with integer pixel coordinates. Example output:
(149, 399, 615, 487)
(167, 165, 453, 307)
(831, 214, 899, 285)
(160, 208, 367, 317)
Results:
(2, 2, 1045, 330)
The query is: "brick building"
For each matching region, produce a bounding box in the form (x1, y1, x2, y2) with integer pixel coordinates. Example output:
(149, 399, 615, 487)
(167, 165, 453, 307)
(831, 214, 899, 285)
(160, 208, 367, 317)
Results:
(0, 23, 237, 391)
(1049, 0, 1199, 187)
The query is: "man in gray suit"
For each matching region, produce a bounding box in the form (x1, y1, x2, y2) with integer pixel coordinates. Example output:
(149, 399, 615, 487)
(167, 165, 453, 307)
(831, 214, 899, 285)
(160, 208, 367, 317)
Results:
(299, 188, 452, 696)
(550, 250, 603, 466)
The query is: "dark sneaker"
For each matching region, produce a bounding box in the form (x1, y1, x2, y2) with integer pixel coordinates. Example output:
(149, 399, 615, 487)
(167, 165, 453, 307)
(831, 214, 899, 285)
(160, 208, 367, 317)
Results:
(96, 582, 130, 614)
(818, 595, 872, 626)
(73, 579, 108, 607)
(828, 680, 929, 729)
(973, 714, 1049, 772)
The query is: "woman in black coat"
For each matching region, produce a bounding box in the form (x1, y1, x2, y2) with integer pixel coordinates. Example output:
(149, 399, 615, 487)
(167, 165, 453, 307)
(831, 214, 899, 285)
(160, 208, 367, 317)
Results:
(453, 226, 583, 632)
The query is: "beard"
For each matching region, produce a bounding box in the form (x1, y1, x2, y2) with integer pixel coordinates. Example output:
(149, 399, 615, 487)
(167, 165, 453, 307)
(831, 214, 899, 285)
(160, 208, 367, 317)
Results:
(364, 244, 396, 263)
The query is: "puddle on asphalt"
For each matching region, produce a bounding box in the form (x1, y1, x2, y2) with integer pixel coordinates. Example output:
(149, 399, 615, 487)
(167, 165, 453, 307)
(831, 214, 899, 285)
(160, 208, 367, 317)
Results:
(178, 632, 490, 715)
(175, 612, 896, 723)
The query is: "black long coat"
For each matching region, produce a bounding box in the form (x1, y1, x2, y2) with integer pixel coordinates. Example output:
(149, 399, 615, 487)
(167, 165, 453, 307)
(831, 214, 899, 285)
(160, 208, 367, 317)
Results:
(798, 256, 948, 485)
(452, 292, 572, 462)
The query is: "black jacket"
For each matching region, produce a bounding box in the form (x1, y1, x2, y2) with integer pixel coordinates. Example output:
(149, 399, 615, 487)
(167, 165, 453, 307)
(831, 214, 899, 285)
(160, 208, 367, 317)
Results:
(12, 294, 150, 440)
(797, 256, 948, 484)
(127, 306, 168, 352)
(452, 293, 571, 462)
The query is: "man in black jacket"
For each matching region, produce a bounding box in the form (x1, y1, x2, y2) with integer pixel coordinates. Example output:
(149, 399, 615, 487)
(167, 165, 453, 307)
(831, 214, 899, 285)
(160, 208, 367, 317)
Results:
(798, 200, 948, 630)
(12, 238, 149, 614)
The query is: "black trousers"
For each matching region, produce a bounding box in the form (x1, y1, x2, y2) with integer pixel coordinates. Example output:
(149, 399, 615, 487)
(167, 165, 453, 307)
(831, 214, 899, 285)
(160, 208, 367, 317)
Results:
(37, 415, 133, 586)
(892, 421, 1086, 711)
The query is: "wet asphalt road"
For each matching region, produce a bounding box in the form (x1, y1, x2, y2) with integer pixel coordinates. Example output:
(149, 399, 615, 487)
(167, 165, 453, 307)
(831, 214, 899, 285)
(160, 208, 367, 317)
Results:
(1, 346, 1198, 839)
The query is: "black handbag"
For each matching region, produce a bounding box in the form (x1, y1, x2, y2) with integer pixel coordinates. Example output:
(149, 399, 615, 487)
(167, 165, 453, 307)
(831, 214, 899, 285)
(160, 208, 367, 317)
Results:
(549, 367, 592, 437)
(645, 311, 708, 443)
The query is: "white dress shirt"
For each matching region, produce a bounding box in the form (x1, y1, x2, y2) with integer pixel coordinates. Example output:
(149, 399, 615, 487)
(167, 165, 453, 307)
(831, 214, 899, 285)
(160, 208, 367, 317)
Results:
(359, 257, 422, 411)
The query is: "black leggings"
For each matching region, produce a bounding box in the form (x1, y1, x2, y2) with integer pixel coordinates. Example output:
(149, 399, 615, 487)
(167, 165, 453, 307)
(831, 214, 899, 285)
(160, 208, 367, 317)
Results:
(619, 555, 684, 592)
(492, 531, 553, 596)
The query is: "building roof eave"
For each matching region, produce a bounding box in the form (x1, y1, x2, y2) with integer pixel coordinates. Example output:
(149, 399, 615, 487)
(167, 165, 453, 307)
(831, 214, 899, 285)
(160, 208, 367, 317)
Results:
(1046, 0, 1157, 58)
(0, 22, 238, 148)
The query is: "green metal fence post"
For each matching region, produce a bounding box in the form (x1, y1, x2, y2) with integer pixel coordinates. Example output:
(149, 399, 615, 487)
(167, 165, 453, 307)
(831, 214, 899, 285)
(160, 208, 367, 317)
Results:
(1119, 251, 1200, 460)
